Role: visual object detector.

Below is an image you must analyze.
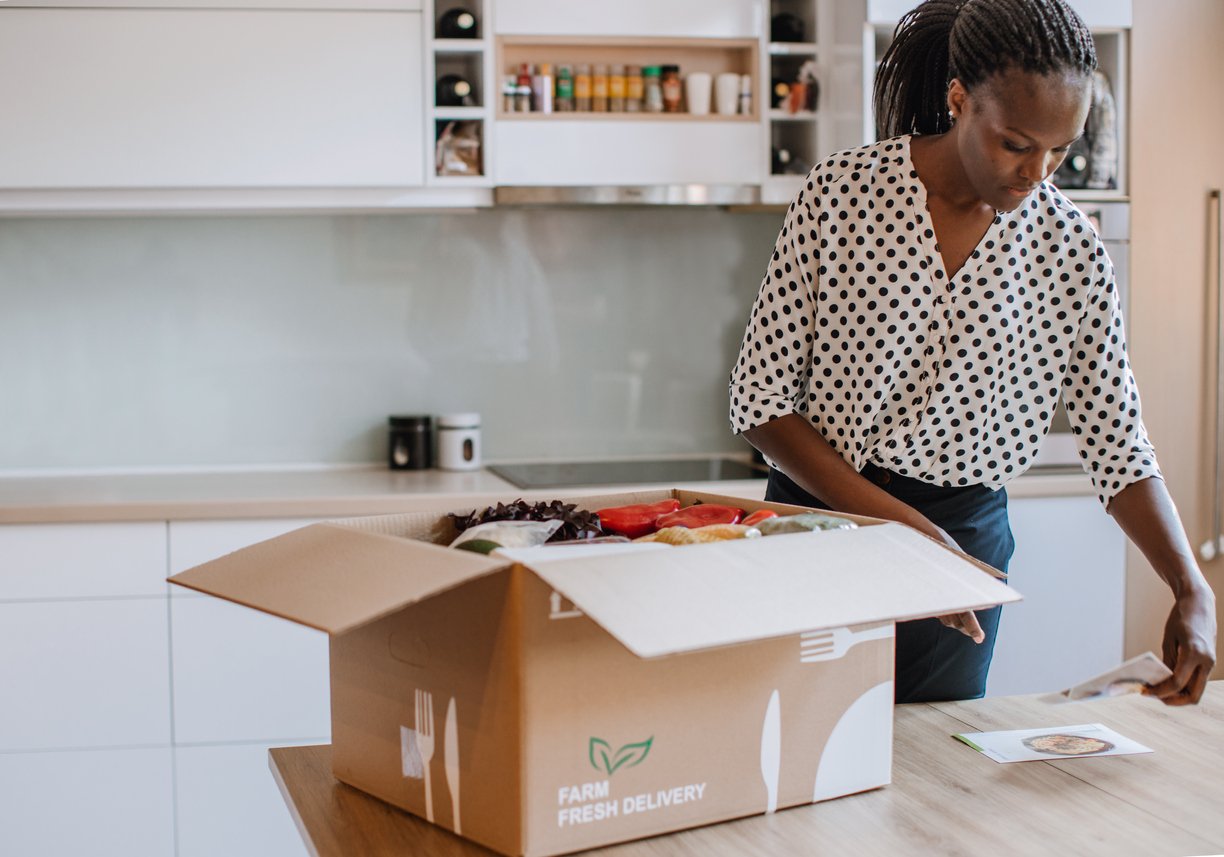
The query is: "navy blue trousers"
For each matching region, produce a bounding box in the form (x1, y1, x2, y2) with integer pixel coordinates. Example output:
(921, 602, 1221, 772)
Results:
(765, 464, 1014, 703)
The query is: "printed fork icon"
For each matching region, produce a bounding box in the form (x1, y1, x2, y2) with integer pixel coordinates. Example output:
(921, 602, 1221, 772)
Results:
(415, 689, 436, 822)
(800, 624, 894, 663)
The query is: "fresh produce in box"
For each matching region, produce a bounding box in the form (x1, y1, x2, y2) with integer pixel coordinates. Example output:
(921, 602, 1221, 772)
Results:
(655, 503, 745, 529)
(741, 509, 779, 527)
(594, 499, 681, 538)
(449, 499, 603, 543)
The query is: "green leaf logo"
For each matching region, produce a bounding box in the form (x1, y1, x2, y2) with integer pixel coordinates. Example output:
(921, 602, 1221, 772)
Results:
(589, 736, 653, 775)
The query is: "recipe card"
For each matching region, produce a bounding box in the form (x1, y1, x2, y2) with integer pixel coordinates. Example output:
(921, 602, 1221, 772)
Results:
(1040, 652, 1173, 704)
(953, 723, 1153, 764)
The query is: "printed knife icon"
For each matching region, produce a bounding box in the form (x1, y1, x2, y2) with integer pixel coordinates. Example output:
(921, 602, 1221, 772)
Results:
(444, 696, 461, 835)
(760, 689, 781, 814)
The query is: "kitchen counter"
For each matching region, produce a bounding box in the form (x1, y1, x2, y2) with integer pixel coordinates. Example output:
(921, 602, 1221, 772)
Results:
(269, 683, 1224, 857)
(0, 463, 1096, 524)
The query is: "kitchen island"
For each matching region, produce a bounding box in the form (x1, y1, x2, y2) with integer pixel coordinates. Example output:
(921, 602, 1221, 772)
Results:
(270, 684, 1224, 857)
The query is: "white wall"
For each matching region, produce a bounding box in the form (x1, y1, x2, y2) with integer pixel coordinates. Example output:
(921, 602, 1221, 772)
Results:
(0, 209, 781, 470)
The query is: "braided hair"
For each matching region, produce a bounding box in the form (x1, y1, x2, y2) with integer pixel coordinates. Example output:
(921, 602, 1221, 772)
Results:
(874, 0, 1097, 138)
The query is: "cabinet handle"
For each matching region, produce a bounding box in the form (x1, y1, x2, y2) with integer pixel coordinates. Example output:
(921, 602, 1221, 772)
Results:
(1202, 189, 1224, 561)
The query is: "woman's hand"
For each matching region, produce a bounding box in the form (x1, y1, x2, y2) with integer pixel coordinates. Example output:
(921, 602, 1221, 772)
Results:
(926, 525, 987, 644)
(1146, 588, 1217, 705)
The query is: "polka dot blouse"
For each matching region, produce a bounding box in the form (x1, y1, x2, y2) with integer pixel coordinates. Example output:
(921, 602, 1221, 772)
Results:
(729, 135, 1161, 507)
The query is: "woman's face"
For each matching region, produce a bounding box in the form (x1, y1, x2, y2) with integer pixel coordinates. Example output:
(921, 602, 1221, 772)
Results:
(948, 67, 1092, 211)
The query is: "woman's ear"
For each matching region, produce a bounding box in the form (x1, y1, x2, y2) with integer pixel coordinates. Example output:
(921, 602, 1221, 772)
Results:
(946, 78, 969, 122)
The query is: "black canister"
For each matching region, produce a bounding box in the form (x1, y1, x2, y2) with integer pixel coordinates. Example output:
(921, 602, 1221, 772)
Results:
(388, 415, 433, 470)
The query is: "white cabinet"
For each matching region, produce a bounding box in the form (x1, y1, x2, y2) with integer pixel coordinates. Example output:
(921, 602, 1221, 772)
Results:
(987, 495, 1126, 697)
(0, 747, 176, 857)
(0, 521, 167, 599)
(0, 8, 423, 190)
(497, 120, 762, 187)
(171, 595, 330, 743)
(495, 0, 761, 38)
(175, 743, 311, 857)
(0, 600, 172, 750)
(167, 518, 328, 857)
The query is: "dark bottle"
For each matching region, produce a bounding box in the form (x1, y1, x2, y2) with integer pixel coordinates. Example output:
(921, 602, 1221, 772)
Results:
(436, 74, 474, 107)
(770, 12, 806, 43)
(437, 7, 478, 39)
(388, 416, 433, 470)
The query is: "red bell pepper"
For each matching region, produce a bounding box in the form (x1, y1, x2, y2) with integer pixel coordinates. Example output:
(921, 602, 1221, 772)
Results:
(655, 503, 744, 529)
(595, 499, 681, 539)
(741, 509, 779, 527)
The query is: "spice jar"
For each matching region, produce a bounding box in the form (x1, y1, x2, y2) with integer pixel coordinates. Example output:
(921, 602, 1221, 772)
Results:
(388, 415, 432, 470)
(436, 413, 481, 471)
(591, 64, 609, 112)
(608, 64, 626, 112)
(643, 65, 664, 113)
(574, 64, 592, 111)
(660, 65, 682, 113)
(625, 65, 643, 112)
(555, 64, 575, 111)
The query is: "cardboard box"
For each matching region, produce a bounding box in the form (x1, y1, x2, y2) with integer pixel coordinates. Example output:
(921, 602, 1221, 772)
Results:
(169, 489, 1017, 857)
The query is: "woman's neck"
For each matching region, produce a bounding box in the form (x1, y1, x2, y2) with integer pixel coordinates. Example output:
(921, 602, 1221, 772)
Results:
(909, 131, 987, 212)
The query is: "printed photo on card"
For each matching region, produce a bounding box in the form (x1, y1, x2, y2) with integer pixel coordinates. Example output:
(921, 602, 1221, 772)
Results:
(1040, 652, 1173, 704)
(953, 723, 1153, 764)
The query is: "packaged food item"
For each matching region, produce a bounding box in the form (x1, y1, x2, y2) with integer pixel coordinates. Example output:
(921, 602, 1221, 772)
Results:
(450, 520, 563, 554)
(643, 65, 664, 113)
(755, 512, 858, 535)
(655, 503, 744, 529)
(434, 121, 482, 176)
(595, 499, 682, 539)
(591, 64, 609, 112)
(555, 64, 575, 111)
(574, 64, 592, 111)
(502, 74, 517, 113)
(636, 524, 762, 545)
(625, 65, 643, 112)
(533, 63, 554, 114)
(660, 65, 682, 113)
(608, 64, 626, 112)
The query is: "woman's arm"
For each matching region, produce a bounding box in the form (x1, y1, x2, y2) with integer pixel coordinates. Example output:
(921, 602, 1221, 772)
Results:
(1107, 477, 1217, 704)
(744, 415, 986, 643)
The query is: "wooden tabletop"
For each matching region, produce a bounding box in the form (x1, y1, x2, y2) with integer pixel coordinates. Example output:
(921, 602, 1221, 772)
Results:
(270, 683, 1223, 857)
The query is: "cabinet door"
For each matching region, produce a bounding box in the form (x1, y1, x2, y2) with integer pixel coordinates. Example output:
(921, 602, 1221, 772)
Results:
(495, 0, 760, 38)
(0, 522, 167, 599)
(986, 496, 1125, 697)
(0, 8, 424, 189)
(0, 747, 175, 857)
(496, 121, 762, 186)
(175, 743, 313, 857)
(169, 520, 329, 743)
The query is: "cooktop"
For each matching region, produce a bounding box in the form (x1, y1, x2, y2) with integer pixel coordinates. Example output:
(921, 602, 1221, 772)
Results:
(488, 458, 768, 489)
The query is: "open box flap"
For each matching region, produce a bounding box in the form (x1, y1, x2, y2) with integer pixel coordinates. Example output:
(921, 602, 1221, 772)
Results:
(167, 522, 509, 634)
(527, 522, 1020, 659)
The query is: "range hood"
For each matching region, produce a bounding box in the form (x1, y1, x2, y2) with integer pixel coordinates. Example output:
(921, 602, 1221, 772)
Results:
(494, 184, 760, 206)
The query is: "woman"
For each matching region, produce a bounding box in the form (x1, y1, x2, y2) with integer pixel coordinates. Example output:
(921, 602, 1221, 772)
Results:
(729, 0, 1215, 704)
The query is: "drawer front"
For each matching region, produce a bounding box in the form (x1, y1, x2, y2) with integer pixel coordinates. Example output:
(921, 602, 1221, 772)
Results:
(171, 595, 330, 743)
(0, 522, 167, 599)
(169, 518, 320, 598)
(0, 747, 175, 857)
(0, 600, 171, 749)
(175, 742, 320, 857)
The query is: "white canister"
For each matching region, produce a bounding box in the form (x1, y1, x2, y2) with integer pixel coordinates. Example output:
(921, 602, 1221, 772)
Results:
(436, 413, 482, 471)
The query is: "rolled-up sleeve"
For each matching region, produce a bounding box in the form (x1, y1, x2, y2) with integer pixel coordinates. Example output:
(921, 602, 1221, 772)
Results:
(1061, 247, 1163, 507)
(729, 186, 821, 435)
